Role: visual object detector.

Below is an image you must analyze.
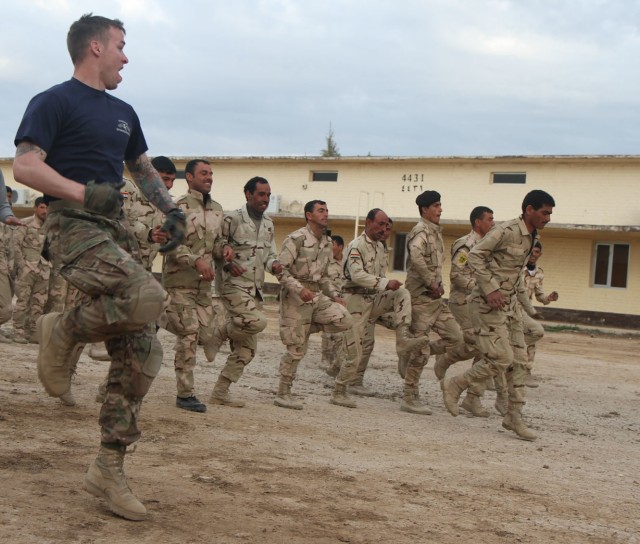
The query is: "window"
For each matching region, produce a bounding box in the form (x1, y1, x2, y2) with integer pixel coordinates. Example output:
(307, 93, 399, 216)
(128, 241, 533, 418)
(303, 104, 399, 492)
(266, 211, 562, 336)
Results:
(492, 172, 526, 184)
(312, 171, 338, 182)
(593, 243, 629, 288)
(392, 233, 408, 271)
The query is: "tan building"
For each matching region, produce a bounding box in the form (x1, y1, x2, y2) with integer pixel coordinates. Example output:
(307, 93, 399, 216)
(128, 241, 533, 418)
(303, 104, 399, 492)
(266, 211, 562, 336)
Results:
(2, 155, 638, 325)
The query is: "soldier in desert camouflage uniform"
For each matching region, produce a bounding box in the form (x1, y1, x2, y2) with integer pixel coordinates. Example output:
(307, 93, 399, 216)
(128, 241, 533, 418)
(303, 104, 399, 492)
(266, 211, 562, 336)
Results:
(0, 171, 25, 342)
(322, 234, 345, 378)
(343, 212, 428, 406)
(274, 200, 360, 410)
(123, 155, 176, 271)
(441, 190, 556, 441)
(403, 191, 472, 414)
(521, 241, 558, 387)
(12, 197, 51, 344)
(443, 205, 496, 417)
(163, 159, 233, 413)
(206, 176, 282, 408)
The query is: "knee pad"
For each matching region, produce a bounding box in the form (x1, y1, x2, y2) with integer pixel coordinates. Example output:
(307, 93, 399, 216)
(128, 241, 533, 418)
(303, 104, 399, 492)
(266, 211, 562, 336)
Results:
(128, 279, 165, 327)
(133, 335, 163, 398)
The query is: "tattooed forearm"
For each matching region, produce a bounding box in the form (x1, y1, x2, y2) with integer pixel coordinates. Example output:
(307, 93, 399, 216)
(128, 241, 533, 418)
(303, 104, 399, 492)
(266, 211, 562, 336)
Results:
(15, 141, 47, 160)
(126, 154, 176, 214)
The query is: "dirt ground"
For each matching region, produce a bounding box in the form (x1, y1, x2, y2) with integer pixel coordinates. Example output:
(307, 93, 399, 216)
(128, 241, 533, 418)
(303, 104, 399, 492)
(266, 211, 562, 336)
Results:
(0, 300, 638, 544)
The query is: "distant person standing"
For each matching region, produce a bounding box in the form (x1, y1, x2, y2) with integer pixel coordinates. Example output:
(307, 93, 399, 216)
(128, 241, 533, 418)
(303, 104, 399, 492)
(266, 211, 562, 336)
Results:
(322, 234, 345, 378)
(441, 190, 556, 441)
(521, 241, 558, 387)
(13, 14, 186, 520)
(0, 171, 25, 341)
(12, 197, 50, 344)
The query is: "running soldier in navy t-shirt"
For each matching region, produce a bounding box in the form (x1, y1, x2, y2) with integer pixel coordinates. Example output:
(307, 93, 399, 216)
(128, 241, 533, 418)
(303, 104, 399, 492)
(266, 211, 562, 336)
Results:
(13, 14, 186, 521)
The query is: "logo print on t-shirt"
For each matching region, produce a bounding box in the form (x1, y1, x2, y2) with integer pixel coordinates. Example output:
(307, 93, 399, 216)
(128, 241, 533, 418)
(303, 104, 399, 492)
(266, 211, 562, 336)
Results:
(116, 120, 131, 136)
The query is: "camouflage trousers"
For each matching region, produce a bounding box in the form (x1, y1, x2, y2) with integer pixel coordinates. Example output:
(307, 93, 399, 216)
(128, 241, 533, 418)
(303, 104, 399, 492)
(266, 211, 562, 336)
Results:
(216, 285, 267, 383)
(464, 297, 528, 404)
(12, 262, 50, 338)
(54, 206, 164, 446)
(279, 289, 358, 386)
(449, 300, 482, 361)
(345, 290, 402, 385)
(165, 285, 219, 397)
(0, 249, 12, 326)
(406, 296, 471, 387)
(522, 312, 544, 368)
(320, 330, 344, 372)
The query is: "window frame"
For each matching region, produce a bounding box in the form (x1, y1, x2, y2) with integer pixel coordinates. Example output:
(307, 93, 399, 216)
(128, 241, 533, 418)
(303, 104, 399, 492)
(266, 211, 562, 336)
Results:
(592, 242, 630, 289)
(492, 172, 527, 184)
(392, 232, 408, 272)
(311, 171, 339, 182)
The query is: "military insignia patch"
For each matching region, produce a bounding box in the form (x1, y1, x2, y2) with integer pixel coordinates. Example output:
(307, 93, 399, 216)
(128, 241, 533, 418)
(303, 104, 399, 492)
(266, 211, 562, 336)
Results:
(456, 252, 468, 266)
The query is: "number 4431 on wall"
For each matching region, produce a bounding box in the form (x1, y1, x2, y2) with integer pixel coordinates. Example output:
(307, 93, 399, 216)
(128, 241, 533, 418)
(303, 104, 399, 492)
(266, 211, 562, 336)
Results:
(401, 173, 424, 192)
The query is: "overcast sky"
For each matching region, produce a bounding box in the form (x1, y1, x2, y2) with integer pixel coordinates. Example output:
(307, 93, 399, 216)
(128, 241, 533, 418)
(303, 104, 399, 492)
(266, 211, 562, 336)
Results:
(2, 0, 640, 158)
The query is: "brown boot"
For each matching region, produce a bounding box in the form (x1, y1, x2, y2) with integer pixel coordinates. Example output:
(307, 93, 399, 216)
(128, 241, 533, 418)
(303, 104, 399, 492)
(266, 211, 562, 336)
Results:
(524, 369, 539, 388)
(59, 389, 77, 407)
(349, 383, 375, 397)
(330, 383, 357, 408)
(36, 312, 84, 398)
(84, 445, 147, 521)
(460, 393, 489, 417)
(502, 402, 537, 441)
(89, 343, 110, 361)
(440, 374, 469, 417)
(210, 375, 245, 407)
(433, 354, 450, 381)
(494, 390, 508, 416)
(203, 338, 223, 363)
(397, 353, 409, 379)
(274, 381, 303, 410)
(395, 325, 429, 356)
(400, 386, 432, 415)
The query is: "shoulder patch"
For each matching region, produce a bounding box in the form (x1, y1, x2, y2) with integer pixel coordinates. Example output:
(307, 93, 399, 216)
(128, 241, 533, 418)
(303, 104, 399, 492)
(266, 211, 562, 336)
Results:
(455, 252, 468, 267)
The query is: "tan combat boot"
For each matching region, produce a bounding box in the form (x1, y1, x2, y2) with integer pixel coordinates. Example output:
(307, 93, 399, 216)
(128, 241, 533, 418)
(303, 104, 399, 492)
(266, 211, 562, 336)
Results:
(274, 382, 303, 410)
(524, 369, 539, 388)
(440, 374, 469, 417)
(502, 402, 537, 441)
(460, 392, 489, 417)
(330, 383, 357, 408)
(203, 337, 224, 363)
(210, 375, 245, 408)
(433, 354, 451, 380)
(349, 382, 375, 397)
(89, 343, 110, 361)
(395, 325, 429, 356)
(494, 391, 508, 416)
(397, 353, 409, 379)
(59, 389, 77, 407)
(84, 445, 147, 521)
(400, 386, 432, 415)
(36, 312, 84, 397)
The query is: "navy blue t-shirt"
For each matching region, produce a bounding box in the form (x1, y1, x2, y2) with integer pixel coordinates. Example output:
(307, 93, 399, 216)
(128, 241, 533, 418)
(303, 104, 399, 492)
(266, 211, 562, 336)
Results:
(14, 78, 148, 199)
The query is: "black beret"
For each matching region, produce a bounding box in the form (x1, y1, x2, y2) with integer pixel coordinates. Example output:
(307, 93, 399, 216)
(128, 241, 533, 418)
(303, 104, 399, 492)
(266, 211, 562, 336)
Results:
(415, 190, 441, 208)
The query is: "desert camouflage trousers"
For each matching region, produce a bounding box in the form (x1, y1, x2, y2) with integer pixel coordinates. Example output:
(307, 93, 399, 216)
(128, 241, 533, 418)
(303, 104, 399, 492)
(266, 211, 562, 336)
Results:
(0, 245, 12, 325)
(406, 296, 471, 383)
(464, 298, 528, 404)
(215, 285, 267, 382)
(53, 206, 164, 446)
(345, 291, 405, 385)
(522, 312, 544, 368)
(165, 284, 219, 397)
(13, 262, 50, 338)
(279, 289, 358, 386)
